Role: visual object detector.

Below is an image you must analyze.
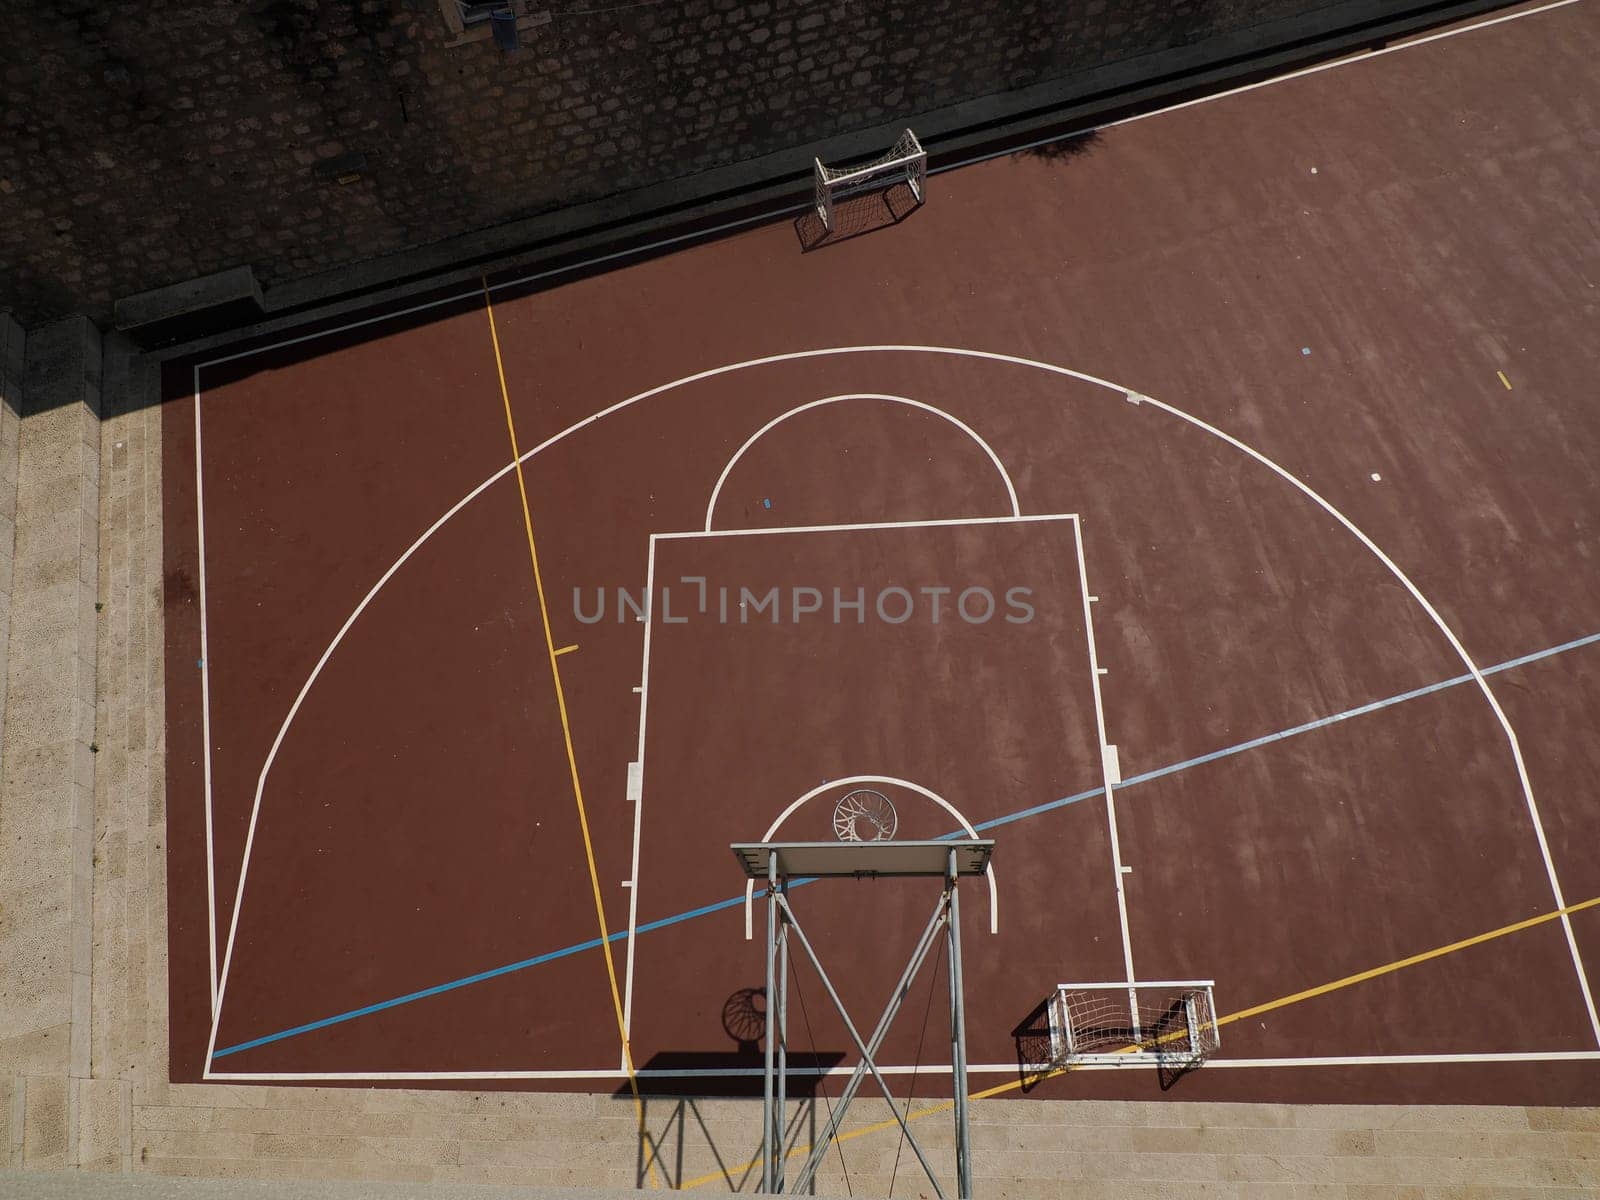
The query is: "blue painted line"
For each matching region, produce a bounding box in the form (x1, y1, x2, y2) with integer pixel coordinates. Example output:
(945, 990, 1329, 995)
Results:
(212, 932, 620, 1058)
(212, 883, 821, 1059)
(971, 786, 1103, 832)
(212, 629, 1599, 1061)
(632, 881, 818, 938)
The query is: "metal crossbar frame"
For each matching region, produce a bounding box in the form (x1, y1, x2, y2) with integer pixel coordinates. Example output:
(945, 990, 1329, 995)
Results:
(1047, 980, 1220, 1066)
(750, 842, 987, 1197)
(813, 128, 926, 230)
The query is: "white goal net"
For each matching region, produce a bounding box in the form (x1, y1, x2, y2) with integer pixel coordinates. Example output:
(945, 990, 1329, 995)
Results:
(1048, 981, 1219, 1067)
(813, 128, 926, 230)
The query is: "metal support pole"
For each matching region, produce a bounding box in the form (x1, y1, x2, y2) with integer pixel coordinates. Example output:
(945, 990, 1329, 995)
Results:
(774, 882, 789, 1194)
(779, 894, 947, 1200)
(947, 850, 973, 1199)
(761, 855, 778, 1192)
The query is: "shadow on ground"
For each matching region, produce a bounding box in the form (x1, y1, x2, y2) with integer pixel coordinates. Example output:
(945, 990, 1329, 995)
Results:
(793, 181, 925, 252)
(1010, 987, 1207, 1097)
(1019, 128, 1103, 164)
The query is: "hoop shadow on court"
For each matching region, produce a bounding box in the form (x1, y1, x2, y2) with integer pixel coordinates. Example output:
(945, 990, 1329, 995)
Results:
(618, 986, 845, 1189)
(793, 181, 924, 252)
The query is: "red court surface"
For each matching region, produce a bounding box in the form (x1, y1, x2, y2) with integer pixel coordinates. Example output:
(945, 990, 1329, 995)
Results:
(162, 2, 1600, 1105)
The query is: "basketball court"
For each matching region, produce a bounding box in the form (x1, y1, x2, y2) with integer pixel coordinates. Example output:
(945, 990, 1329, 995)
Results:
(160, 0, 1600, 1130)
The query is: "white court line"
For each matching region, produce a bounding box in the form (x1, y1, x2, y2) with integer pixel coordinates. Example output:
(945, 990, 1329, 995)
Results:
(193, 370, 219, 1019)
(619, 780, 645, 1075)
(1100, 0, 1585, 126)
(619, 535, 659, 1062)
(1193, 1051, 1600, 1069)
(186, 0, 1578, 379)
(661, 512, 1075, 542)
(1071, 517, 1137, 989)
(954, 0, 1586, 169)
(205, 345, 1593, 1073)
(203, 1049, 1600, 1083)
(703, 393, 1021, 531)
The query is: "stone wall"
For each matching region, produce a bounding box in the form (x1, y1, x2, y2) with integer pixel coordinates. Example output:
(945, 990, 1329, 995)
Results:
(3, 0, 1433, 328)
(0, 315, 23, 755)
(0, 316, 102, 1165)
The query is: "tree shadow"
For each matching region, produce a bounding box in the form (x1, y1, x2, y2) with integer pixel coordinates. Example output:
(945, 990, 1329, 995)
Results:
(1019, 128, 1103, 164)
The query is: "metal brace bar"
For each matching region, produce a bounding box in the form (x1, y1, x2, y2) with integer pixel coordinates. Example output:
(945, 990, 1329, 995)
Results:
(778, 893, 947, 1199)
(787, 889, 950, 1193)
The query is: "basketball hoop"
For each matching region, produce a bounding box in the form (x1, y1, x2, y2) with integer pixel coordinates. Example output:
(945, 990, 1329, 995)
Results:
(832, 788, 898, 841)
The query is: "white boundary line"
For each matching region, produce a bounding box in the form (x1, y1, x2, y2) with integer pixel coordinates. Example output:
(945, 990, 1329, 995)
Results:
(703, 393, 1021, 531)
(193, 370, 220, 1019)
(203, 1048, 1600, 1083)
(1186, 1051, 1600, 1069)
(202, 344, 1596, 1075)
(1071, 516, 1137, 990)
(955, 0, 1586, 169)
(187, 0, 1580, 379)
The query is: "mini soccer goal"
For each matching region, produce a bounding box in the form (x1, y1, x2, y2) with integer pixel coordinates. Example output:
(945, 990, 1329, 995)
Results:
(813, 128, 926, 231)
(1048, 981, 1220, 1067)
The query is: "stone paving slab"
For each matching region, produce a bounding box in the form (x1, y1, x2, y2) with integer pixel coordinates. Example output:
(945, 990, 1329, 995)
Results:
(0, 1170, 657, 1199)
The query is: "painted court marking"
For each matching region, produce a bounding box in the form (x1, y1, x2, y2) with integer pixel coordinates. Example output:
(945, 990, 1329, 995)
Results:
(618, 512, 659, 1048)
(631, 514, 1061, 1043)
(196, 345, 1599, 1073)
(204, 889, 1600, 1083)
(191, 371, 220, 1020)
(1070, 515, 1136, 990)
(478, 287, 651, 1155)
(203, 626, 1600, 1069)
(703, 393, 1022, 531)
(197, 1052, 1600, 1084)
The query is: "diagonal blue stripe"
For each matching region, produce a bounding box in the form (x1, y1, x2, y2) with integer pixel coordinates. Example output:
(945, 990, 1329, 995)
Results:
(211, 628, 1599, 1061)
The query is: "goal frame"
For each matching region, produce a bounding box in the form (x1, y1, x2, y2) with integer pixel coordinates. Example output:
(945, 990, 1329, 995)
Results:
(813, 128, 927, 230)
(1047, 980, 1220, 1067)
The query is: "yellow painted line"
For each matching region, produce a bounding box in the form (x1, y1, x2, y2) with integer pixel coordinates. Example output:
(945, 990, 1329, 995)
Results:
(555, 643, 579, 657)
(679, 892, 1600, 1190)
(1218, 893, 1600, 1029)
(480, 282, 659, 1189)
(1497, 370, 1513, 390)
